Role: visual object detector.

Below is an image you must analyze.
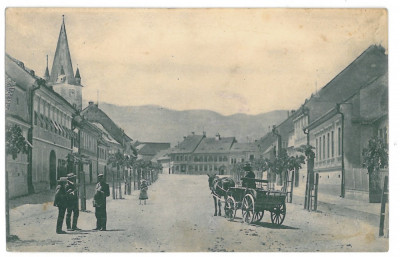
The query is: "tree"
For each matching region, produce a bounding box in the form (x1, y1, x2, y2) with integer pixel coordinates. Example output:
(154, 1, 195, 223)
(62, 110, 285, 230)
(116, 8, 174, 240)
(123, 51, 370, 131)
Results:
(266, 149, 290, 185)
(362, 137, 388, 203)
(5, 124, 29, 241)
(6, 124, 29, 160)
(108, 150, 125, 199)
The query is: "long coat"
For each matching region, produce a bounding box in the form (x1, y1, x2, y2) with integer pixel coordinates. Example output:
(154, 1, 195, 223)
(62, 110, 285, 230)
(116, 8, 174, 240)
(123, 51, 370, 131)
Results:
(54, 185, 67, 208)
(94, 182, 110, 207)
(65, 182, 79, 208)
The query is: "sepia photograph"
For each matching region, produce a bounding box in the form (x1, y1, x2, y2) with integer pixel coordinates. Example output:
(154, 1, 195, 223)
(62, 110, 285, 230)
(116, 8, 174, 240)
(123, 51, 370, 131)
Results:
(3, 5, 393, 253)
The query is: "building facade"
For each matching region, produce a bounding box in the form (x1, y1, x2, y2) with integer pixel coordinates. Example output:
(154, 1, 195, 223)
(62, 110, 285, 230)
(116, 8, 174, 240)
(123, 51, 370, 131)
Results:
(5, 55, 33, 197)
(257, 45, 388, 201)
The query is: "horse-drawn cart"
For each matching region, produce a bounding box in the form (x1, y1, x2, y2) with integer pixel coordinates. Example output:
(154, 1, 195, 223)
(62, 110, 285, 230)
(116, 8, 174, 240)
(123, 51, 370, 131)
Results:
(225, 178, 287, 225)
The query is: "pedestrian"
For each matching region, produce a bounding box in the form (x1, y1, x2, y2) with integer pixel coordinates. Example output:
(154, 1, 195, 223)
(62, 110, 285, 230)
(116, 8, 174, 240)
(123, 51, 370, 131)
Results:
(65, 173, 80, 231)
(54, 177, 68, 234)
(93, 174, 110, 231)
(242, 163, 256, 189)
(139, 179, 148, 205)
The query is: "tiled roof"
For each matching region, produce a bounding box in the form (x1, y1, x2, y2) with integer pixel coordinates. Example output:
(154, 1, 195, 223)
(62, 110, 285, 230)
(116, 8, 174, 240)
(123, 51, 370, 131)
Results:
(136, 142, 170, 156)
(81, 103, 132, 144)
(303, 45, 388, 123)
(170, 135, 204, 154)
(91, 122, 120, 145)
(230, 142, 259, 153)
(194, 137, 236, 154)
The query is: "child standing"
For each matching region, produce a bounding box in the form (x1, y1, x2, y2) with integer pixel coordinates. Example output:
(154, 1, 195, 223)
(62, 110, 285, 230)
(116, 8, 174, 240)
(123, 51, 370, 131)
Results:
(139, 179, 148, 205)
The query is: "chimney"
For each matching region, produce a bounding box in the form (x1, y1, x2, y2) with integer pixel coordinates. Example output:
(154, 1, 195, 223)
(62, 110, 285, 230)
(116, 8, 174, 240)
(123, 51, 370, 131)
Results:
(89, 101, 94, 105)
(191, 132, 195, 135)
(291, 110, 295, 115)
(203, 131, 206, 137)
(215, 133, 221, 141)
(183, 136, 187, 140)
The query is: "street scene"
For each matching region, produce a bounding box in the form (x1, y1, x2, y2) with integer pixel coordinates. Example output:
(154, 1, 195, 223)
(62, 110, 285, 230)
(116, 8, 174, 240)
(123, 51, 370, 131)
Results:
(6, 174, 387, 252)
(4, 8, 389, 252)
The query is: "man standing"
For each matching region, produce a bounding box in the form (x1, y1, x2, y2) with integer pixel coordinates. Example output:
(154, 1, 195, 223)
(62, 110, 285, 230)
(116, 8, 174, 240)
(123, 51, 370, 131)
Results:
(54, 177, 68, 234)
(66, 173, 80, 231)
(93, 174, 110, 231)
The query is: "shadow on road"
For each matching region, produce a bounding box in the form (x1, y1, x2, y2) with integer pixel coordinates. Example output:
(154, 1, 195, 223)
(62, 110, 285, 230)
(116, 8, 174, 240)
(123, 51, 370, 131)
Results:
(254, 221, 299, 230)
(100, 229, 126, 232)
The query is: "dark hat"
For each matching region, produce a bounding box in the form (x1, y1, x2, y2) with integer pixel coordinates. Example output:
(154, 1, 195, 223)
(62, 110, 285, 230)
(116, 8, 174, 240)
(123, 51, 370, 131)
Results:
(67, 173, 76, 179)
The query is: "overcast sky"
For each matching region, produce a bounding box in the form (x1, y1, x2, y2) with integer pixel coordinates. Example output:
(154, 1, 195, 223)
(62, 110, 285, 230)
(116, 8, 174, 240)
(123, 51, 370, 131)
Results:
(5, 8, 387, 115)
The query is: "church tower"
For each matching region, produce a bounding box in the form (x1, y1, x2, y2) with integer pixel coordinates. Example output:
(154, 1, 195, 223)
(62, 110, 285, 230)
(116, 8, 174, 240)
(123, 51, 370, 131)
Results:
(47, 15, 83, 110)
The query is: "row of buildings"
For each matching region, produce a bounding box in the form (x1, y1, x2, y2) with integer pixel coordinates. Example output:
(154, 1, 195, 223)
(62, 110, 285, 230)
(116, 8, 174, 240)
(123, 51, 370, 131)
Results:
(5, 17, 168, 198)
(161, 44, 388, 202)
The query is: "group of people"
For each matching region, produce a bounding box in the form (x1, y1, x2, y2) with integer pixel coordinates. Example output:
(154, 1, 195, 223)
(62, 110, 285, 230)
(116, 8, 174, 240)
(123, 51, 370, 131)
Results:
(53, 173, 110, 234)
(54, 173, 149, 234)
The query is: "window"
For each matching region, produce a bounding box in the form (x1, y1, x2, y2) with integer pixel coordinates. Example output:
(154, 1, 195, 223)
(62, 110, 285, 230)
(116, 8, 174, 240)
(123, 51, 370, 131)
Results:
(16, 97, 19, 105)
(338, 127, 341, 156)
(319, 137, 322, 160)
(327, 133, 330, 158)
(331, 131, 334, 157)
(315, 138, 318, 161)
(323, 135, 325, 160)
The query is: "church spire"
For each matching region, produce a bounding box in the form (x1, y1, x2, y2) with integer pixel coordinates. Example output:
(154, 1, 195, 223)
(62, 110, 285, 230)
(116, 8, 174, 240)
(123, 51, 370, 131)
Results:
(44, 55, 50, 81)
(49, 15, 76, 85)
(75, 65, 81, 85)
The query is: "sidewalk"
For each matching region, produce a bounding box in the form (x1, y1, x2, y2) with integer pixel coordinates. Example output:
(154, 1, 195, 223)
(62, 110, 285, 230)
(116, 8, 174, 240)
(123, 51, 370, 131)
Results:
(292, 187, 382, 228)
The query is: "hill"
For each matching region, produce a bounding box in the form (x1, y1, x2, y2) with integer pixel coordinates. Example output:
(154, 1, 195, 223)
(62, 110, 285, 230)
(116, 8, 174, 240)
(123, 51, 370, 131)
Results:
(88, 102, 288, 145)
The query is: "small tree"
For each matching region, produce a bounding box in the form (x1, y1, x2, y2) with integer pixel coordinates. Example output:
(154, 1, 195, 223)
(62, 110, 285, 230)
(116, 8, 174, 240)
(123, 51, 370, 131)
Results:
(6, 124, 29, 160)
(266, 149, 290, 185)
(108, 150, 125, 199)
(362, 137, 388, 203)
(5, 124, 29, 241)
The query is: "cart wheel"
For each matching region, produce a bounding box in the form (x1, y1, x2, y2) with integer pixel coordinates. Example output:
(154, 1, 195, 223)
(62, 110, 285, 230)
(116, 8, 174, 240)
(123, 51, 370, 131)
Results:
(270, 203, 286, 225)
(242, 194, 255, 224)
(225, 196, 236, 221)
(253, 210, 264, 222)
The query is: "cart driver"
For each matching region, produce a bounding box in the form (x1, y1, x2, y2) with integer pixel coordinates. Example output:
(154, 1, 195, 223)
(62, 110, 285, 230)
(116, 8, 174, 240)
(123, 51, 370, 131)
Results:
(243, 162, 256, 189)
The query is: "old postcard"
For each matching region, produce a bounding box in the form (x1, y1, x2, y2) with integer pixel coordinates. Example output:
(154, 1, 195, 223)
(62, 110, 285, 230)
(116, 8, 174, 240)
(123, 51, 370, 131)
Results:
(4, 8, 389, 252)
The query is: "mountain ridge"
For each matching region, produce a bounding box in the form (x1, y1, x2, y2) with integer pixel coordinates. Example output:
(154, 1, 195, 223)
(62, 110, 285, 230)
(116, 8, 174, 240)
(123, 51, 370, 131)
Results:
(83, 101, 288, 145)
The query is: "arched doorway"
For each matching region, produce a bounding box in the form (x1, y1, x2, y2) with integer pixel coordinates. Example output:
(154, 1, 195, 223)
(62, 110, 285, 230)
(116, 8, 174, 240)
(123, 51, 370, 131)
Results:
(49, 150, 57, 189)
(219, 165, 226, 175)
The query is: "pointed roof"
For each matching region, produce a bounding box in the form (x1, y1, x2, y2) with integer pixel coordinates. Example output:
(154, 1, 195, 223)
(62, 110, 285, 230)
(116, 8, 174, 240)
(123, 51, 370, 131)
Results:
(49, 15, 76, 85)
(44, 55, 50, 80)
(75, 67, 81, 79)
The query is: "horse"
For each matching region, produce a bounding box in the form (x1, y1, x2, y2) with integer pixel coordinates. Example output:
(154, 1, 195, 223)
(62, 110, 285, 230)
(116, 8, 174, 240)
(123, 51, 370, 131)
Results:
(207, 174, 235, 216)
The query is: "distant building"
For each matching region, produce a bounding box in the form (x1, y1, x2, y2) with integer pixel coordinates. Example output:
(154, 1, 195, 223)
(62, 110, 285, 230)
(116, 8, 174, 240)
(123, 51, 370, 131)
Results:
(169, 132, 258, 175)
(133, 141, 171, 161)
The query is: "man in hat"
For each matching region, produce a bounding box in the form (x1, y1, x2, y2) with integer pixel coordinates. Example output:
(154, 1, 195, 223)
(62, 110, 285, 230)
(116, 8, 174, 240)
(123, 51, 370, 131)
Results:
(54, 177, 68, 234)
(93, 174, 110, 231)
(243, 162, 256, 189)
(65, 173, 80, 231)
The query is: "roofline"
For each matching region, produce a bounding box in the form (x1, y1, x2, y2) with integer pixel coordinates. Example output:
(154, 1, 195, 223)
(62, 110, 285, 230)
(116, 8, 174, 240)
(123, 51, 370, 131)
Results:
(81, 104, 133, 141)
(306, 72, 387, 131)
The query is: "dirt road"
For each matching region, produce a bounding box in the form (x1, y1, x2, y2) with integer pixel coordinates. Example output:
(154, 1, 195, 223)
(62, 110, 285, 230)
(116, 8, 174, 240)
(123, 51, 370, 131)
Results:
(7, 174, 388, 252)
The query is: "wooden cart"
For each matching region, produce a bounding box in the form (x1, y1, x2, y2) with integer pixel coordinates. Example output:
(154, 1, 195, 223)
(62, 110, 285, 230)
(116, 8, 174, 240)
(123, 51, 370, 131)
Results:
(224, 178, 287, 225)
